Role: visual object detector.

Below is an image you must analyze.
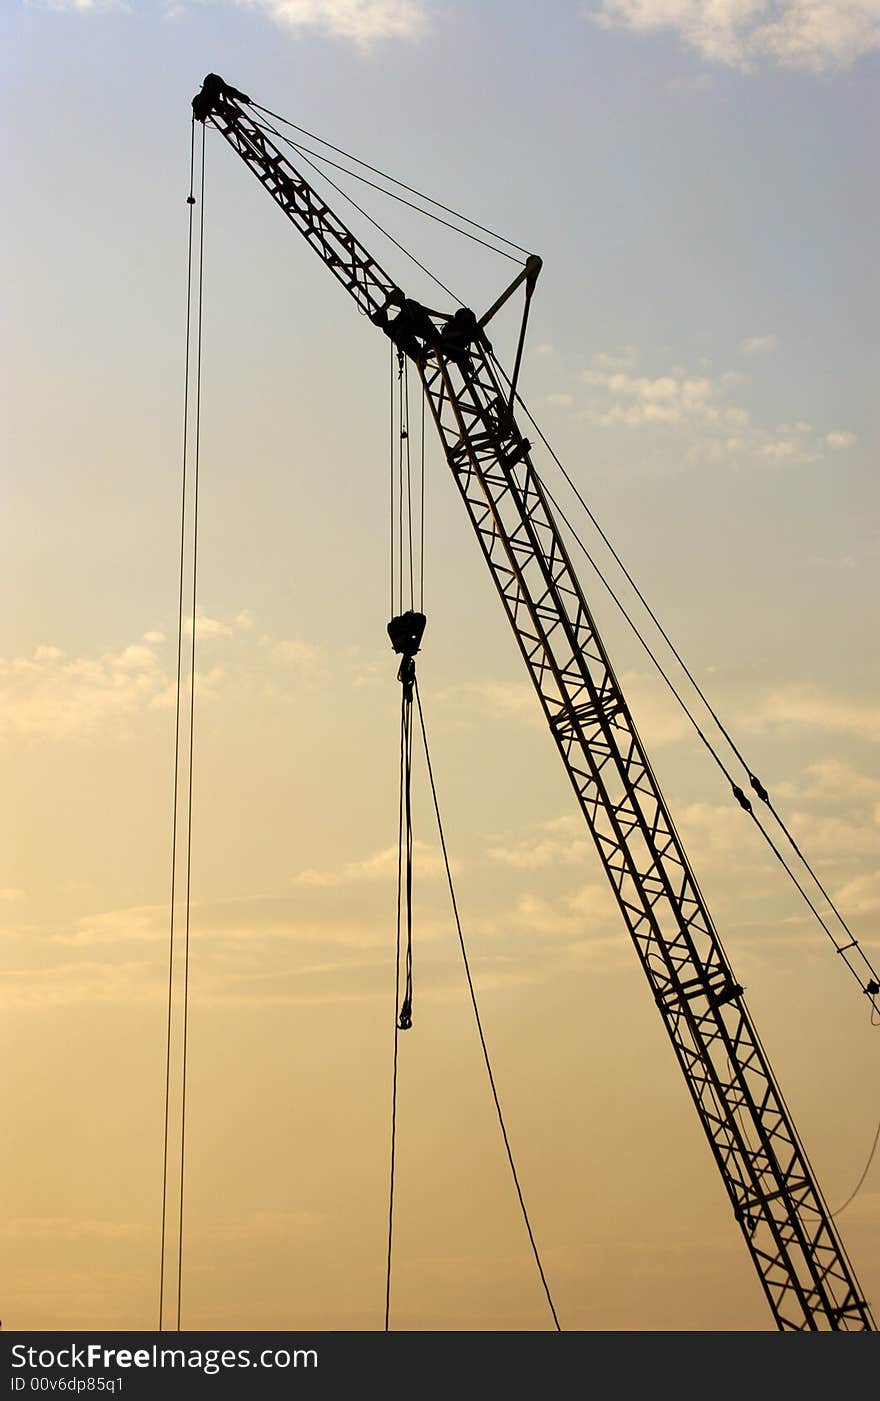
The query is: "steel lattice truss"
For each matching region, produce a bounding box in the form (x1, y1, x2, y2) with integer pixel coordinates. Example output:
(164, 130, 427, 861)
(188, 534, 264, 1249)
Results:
(198, 77, 874, 1331)
(417, 344, 872, 1331)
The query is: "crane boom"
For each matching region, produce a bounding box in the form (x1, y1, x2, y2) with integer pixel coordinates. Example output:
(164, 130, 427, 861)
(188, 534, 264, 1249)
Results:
(193, 74, 874, 1331)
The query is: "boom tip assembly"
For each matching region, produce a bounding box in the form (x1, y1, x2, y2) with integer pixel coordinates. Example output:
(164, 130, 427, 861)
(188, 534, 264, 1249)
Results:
(192, 73, 250, 124)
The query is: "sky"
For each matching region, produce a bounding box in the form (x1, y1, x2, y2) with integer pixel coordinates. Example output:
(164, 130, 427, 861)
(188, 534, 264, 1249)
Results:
(2, 0, 879, 1333)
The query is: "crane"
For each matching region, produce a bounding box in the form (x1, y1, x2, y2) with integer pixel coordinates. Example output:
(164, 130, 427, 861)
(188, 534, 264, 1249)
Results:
(191, 73, 874, 1332)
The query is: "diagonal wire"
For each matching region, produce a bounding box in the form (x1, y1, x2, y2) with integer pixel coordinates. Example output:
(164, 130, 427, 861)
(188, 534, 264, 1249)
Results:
(531, 460, 880, 1015)
(247, 110, 460, 304)
(414, 680, 562, 1331)
(175, 120, 206, 1333)
(490, 354, 880, 1017)
(248, 120, 523, 265)
(249, 101, 530, 256)
(160, 115, 197, 1333)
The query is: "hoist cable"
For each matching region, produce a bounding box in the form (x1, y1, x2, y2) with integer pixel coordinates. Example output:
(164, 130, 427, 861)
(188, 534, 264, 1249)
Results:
(176, 121, 206, 1332)
(419, 387, 426, 613)
(414, 681, 562, 1332)
(490, 356, 880, 1015)
(397, 355, 405, 616)
(404, 360, 415, 611)
(250, 101, 530, 257)
(384, 695, 407, 1331)
(246, 111, 460, 305)
(159, 116, 197, 1333)
(833, 1112, 880, 1218)
(400, 682, 415, 1027)
(248, 121, 522, 265)
(389, 344, 395, 618)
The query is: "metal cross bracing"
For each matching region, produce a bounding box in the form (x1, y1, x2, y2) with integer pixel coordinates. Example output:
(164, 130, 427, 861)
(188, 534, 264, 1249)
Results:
(193, 74, 875, 1331)
(415, 340, 872, 1331)
(204, 86, 403, 324)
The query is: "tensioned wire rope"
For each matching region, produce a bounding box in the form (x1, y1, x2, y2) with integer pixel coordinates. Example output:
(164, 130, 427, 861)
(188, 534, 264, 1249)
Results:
(244, 94, 876, 1012)
(414, 678, 562, 1332)
(383, 355, 558, 1328)
(237, 97, 880, 1009)
(242, 106, 534, 321)
(160, 116, 205, 1332)
(247, 101, 530, 261)
(244, 109, 462, 307)
(488, 353, 880, 1021)
(488, 364, 880, 1221)
(481, 382, 880, 1219)
(195, 91, 879, 1278)
(250, 101, 879, 1214)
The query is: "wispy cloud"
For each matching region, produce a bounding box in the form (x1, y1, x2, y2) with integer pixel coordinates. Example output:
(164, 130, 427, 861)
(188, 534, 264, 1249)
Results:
(576, 349, 846, 467)
(203, 0, 428, 45)
(826, 430, 858, 450)
(488, 816, 591, 870)
(24, 0, 130, 12)
(0, 636, 171, 741)
(741, 334, 779, 355)
(743, 685, 880, 744)
(582, 361, 749, 431)
(291, 840, 446, 887)
(834, 869, 880, 914)
(589, 1, 880, 74)
(0, 615, 328, 742)
(435, 679, 539, 726)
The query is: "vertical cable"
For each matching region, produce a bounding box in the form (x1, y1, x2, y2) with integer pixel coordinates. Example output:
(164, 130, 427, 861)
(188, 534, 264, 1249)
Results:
(389, 343, 395, 620)
(397, 356, 405, 618)
(419, 386, 425, 613)
(160, 116, 197, 1333)
(384, 693, 407, 1331)
(403, 361, 414, 611)
(176, 120, 206, 1333)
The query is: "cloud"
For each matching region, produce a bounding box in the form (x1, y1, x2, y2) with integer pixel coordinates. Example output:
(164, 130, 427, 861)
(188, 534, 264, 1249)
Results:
(488, 816, 591, 869)
(743, 685, 880, 743)
(590, 346, 640, 371)
(0, 638, 170, 741)
(800, 759, 880, 803)
(0, 958, 161, 1009)
(834, 869, 880, 914)
(0, 614, 328, 742)
(580, 350, 834, 466)
(185, 611, 232, 639)
(582, 362, 746, 430)
(826, 430, 858, 449)
(590, 1, 880, 73)
(435, 679, 540, 727)
(261, 636, 327, 683)
(24, 0, 129, 12)
(741, 334, 779, 354)
(218, 0, 427, 44)
(291, 840, 446, 886)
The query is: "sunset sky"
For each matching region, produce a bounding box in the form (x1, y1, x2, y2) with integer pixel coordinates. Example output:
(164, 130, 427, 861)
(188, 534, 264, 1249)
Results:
(2, 1, 879, 1331)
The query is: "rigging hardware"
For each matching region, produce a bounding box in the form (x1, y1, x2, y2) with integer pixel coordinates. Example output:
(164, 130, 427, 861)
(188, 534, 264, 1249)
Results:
(192, 73, 875, 1331)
